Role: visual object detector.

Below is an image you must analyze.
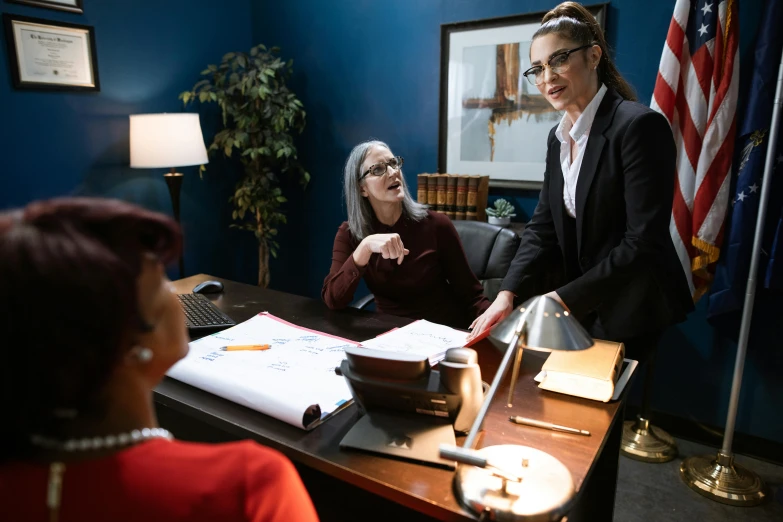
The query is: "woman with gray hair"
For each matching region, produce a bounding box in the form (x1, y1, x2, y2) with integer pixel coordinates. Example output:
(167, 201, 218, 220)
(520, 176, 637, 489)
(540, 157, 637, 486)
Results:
(322, 140, 489, 329)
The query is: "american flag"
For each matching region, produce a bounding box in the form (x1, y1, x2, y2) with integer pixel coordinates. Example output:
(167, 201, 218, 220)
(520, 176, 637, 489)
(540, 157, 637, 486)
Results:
(651, 0, 740, 301)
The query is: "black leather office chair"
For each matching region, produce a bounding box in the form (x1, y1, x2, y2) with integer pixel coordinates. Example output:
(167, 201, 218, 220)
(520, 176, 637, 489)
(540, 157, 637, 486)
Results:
(350, 220, 521, 309)
(452, 220, 521, 302)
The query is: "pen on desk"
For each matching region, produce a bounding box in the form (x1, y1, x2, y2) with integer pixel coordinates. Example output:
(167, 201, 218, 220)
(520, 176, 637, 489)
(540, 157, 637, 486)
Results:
(219, 344, 270, 352)
(509, 416, 590, 436)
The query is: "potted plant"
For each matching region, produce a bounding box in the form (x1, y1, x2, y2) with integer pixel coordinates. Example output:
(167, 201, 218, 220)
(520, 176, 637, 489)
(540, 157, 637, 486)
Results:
(180, 44, 308, 287)
(486, 198, 516, 227)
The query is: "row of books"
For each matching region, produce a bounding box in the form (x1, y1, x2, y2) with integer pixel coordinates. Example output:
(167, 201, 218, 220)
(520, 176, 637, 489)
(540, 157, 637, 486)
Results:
(416, 174, 490, 221)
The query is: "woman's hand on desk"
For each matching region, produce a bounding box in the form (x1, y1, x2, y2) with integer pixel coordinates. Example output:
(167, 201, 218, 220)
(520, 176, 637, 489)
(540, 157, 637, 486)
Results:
(467, 291, 515, 342)
(353, 233, 410, 267)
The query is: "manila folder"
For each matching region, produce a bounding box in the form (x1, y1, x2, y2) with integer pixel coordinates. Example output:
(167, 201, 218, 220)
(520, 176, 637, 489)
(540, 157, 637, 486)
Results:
(538, 339, 625, 402)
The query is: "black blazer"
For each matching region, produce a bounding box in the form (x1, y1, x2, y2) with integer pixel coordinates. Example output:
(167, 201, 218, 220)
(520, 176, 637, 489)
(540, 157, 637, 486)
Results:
(500, 88, 693, 340)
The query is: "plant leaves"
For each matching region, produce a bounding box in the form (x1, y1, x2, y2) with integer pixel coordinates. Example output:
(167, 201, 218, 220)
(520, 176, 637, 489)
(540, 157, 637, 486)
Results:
(184, 43, 310, 262)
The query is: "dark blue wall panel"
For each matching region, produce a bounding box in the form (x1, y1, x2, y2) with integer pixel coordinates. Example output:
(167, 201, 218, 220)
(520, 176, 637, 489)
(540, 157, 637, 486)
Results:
(0, 0, 257, 283)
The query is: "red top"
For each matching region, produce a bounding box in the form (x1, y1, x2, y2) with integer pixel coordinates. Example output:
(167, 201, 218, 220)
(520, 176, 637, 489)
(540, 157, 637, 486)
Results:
(322, 211, 489, 329)
(0, 439, 318, 522)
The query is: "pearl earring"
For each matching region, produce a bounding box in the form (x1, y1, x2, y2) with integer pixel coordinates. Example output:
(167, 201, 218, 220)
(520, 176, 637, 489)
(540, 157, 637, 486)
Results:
(129, 346, 153, 364)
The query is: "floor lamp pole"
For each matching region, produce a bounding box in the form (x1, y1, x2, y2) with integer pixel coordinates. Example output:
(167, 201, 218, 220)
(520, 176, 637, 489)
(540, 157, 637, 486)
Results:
(164, 168, 185, 278)
(679, 51, 783, 507)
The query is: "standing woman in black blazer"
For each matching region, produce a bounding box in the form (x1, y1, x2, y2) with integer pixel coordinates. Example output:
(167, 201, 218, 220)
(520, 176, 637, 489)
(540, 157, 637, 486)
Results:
(467, 2, 693, 360)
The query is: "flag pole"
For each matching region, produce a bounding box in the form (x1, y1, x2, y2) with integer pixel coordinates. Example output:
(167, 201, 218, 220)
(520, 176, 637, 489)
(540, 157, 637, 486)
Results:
(679, 50, 783, 508)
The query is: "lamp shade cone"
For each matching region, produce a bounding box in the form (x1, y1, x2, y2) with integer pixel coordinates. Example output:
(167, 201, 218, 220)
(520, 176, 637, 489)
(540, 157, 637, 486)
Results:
(489, 296, 594, 352)
(129, 113, 208, 169)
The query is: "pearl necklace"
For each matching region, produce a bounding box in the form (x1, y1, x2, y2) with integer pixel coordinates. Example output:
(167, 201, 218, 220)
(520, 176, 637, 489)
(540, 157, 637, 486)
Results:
(31, 427, 173, 452)
(30, 428, 173, 522)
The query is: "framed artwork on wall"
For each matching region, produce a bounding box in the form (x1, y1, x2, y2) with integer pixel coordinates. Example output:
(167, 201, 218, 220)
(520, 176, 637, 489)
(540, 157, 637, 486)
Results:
(438, 4, 607, 189)
(4, 0, 84, 15)
(3, 14, 99, 91)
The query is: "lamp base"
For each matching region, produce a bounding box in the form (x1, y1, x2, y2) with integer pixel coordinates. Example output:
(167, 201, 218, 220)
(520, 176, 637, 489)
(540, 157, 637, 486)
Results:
(454, 445, 574, 521)
(620, 417, 677, 463)
(680, 452, 768, 506)
(163, 170, 185, 277)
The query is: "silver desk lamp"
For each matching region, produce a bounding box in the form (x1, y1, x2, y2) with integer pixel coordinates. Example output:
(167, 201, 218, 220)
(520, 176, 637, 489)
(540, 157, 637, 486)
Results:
(440, 296, 594, 521)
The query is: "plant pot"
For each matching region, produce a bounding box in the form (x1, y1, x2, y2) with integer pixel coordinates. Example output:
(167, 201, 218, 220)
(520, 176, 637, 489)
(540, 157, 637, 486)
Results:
(487, 216, 511, 227)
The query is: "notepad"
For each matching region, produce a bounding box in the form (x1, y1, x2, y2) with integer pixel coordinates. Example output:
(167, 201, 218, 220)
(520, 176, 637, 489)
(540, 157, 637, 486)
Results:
(167, 312, 356, 430)
(359, 320, 469, 366)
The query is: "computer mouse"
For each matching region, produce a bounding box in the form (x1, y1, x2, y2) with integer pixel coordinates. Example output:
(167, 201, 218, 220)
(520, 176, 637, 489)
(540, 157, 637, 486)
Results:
(192, 280, 224, 294)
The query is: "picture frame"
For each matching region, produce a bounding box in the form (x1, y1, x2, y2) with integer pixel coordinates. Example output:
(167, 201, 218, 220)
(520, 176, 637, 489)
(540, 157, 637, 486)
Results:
(3, 14, 99, 91)
(4, 0, 84, 15)
(438, 4, 607, 189)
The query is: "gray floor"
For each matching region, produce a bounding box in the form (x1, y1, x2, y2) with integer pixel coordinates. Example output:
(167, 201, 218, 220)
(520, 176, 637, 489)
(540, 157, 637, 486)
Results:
(615, 438, 783, 521)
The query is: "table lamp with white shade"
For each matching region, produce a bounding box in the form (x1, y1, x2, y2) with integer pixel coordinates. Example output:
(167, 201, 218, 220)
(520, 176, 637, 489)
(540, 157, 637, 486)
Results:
(439, 295, 594, 521)
(129, 113, 208, 277)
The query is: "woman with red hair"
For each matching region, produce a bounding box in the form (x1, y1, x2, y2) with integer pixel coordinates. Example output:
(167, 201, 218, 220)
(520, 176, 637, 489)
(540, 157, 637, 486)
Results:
(0, 197, 318, 522)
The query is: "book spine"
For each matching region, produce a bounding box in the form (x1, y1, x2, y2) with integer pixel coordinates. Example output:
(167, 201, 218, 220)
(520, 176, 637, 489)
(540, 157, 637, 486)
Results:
(427, 174, 440, 211)
(455, 175, 468, 220)
(417, 173, 429, 204)
(611, 344, 625, 384)
(436, 174, 448, 214)
(445, 174, 457, 219)
(466, 175, 480, 220)
(476, 175, 490, 222)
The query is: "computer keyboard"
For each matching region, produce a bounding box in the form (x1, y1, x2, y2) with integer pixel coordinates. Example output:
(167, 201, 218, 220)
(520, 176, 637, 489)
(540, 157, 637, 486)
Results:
(177, 293, 236, 331)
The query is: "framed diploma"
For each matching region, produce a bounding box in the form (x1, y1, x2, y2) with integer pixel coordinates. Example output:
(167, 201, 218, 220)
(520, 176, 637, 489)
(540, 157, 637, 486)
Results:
(5, 0, 84, 15)
(2, 14, 99, 91)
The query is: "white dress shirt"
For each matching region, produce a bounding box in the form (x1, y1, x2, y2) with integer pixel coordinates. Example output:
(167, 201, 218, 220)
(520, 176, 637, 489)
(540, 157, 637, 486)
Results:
(554, 83, 608, 218)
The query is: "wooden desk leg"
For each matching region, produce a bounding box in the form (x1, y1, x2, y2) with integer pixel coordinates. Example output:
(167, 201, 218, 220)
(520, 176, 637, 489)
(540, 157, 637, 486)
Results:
(566, 406, 623, 522)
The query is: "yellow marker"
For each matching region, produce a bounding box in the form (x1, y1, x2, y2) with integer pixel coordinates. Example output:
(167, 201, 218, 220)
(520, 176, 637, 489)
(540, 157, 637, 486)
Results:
(219, 344, 270, 352)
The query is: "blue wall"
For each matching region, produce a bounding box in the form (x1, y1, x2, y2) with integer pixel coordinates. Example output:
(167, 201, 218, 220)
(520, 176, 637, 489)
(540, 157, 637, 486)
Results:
(250, 0, 782, 445)
(0, 0, 257, 282)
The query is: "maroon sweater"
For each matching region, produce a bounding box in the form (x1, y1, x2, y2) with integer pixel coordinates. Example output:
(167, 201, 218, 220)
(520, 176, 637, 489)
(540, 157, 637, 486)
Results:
(322, 211, 489, 329)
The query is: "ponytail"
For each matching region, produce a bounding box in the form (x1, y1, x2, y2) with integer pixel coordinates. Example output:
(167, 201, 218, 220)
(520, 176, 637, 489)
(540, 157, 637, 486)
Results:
(534, 2, 636, 101)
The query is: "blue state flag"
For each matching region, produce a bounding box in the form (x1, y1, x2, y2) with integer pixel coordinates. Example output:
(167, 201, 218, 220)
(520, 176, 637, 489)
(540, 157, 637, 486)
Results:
(763, 144, 783, 289)
(707, 0, 783, 318)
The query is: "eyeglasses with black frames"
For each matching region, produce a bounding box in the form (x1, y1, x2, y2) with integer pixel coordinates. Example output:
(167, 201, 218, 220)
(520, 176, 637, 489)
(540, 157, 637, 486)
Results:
(523, 44, 594, 86)
(360, 156, 404, 180)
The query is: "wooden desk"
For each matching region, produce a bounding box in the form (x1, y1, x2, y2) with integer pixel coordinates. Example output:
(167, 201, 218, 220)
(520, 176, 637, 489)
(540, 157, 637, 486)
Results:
(156, 275, 625, 522)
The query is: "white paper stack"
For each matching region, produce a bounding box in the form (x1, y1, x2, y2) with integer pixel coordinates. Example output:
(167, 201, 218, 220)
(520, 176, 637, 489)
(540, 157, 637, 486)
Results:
(359, 319, 470, 366)
(167, 312, 356, 430)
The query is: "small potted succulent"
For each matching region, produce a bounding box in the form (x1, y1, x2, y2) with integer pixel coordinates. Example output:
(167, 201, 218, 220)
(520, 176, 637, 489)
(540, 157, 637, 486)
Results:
(486, 198, 516, 227)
